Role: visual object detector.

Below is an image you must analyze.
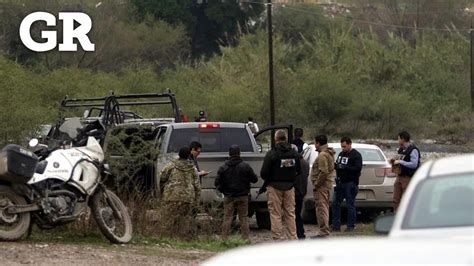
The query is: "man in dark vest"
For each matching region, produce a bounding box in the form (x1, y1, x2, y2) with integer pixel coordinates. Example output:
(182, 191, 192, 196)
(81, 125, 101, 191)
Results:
(391, 131, 420, 212)
(292, 128, 305, 154)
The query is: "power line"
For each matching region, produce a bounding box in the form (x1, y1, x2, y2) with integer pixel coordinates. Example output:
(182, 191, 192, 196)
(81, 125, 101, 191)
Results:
(239, 1, 472, 32)
(350, 17, 471, 32)
(277, 5, 472, 32)
(240, 1, 473, 15)
(352, 9, 472, 16)
(338, 6, 473, 15)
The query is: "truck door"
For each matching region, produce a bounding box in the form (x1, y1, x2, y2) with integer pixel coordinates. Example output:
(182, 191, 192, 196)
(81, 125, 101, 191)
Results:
(253, 124, 294, 153)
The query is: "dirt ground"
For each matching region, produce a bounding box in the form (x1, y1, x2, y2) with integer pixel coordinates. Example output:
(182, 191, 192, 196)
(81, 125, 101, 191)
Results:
(0, 220, 375, 265)
(0, 242, 215, 265)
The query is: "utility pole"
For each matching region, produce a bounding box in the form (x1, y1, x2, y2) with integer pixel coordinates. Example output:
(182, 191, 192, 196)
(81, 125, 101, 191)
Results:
(471, 18, 473, 112)
(267, 0, 276, 125)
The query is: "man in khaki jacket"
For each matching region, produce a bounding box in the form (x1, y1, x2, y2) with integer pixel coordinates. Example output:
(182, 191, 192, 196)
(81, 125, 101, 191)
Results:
(311, 135, 335, 238)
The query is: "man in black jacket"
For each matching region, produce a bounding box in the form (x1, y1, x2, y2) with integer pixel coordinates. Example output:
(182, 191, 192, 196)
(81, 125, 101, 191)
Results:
(215, 145, 258, 240)
(293, 146, 309, 239)
(260, 130, 301, 240)
(332, 137, 362, 232)
(292, 128, 305, 154)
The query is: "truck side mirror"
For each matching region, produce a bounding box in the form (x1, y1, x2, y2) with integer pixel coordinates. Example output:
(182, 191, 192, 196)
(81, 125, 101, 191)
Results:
(374, 214, 395, 235)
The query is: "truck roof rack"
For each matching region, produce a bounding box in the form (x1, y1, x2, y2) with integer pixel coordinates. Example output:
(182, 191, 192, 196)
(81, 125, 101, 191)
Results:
(60, 90, 182, 128)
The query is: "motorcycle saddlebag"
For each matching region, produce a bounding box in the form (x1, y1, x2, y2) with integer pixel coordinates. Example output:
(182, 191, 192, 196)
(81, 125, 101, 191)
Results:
(0, 144, 38, 183)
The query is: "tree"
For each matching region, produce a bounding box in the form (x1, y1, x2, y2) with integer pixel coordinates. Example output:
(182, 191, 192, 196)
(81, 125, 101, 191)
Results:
(272, 4, 330, 44)
(131, 0, 265, 57)
(349, 0, 471, 42)
(0, 1, 189, 72)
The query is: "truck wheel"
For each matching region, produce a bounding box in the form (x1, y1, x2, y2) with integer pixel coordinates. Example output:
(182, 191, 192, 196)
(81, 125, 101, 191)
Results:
(256, 211, 271, 230)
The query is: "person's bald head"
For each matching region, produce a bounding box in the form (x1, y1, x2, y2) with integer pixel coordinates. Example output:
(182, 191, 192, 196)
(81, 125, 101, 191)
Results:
(274, 130, 287, 143)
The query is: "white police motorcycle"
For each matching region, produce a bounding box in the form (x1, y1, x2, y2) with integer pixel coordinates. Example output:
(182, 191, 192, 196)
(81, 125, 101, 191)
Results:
(0, 118, 132, 243)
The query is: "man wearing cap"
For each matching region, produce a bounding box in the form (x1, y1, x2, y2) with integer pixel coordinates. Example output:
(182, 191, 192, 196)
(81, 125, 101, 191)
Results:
(195, 111, 207, 122)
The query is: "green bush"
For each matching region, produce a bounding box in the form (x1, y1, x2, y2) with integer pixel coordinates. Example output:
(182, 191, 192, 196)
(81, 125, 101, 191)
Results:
(104, 125, 159, 196)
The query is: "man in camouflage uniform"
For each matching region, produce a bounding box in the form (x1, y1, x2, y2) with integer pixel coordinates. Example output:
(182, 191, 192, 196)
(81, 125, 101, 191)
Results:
(160, 146, 201, 238)
(311, 135, 335, 238)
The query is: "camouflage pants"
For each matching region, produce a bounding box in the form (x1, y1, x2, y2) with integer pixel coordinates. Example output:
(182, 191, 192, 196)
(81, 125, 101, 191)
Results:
(160, 201, 197, 239)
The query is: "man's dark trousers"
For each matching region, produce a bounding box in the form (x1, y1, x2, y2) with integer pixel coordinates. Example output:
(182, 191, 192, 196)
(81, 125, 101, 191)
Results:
(295, 199, 305, 238)
(331, 181, 358, 230)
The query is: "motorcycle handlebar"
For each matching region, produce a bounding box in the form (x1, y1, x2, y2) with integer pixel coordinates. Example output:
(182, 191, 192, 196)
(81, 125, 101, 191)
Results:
(74, 120, 105, 145)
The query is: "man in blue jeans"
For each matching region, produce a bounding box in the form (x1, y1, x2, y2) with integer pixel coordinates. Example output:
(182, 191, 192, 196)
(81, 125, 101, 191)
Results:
(332, 137, 363, 232)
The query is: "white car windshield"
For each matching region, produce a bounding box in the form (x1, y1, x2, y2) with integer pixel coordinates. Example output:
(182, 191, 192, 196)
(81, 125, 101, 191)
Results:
(333, 148, 385, 161)
(402, 173, 474, 229)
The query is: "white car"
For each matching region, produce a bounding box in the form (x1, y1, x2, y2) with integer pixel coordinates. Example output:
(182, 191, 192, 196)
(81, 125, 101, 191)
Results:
(375, 154, 474, 238)
(203, 154, 474, 265)
(302, 143, 395, 221)
(203, 237, 473, 265)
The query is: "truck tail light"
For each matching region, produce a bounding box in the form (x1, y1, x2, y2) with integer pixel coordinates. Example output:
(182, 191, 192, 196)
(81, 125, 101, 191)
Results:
(199, 123, 220, 129)
(375, 167, 396, 177)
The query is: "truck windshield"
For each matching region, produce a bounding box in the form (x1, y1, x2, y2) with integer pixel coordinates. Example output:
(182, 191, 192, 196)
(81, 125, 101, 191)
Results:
(167, 128, 254, 153)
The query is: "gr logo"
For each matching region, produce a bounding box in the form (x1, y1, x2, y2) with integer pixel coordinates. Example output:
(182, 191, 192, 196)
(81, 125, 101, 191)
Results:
(19, 12, 95, 52)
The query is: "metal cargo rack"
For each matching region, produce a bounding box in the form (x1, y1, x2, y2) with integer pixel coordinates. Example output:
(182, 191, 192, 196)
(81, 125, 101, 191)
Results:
(60, 90, 182, 128)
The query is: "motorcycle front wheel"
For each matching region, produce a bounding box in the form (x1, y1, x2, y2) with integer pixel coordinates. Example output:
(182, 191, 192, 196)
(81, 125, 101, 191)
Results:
(0, 185, 31, 241)
(91, 189, 132, 244)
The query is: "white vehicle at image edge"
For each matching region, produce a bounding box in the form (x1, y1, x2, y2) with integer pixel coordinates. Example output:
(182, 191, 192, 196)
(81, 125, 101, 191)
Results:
(203, 154, 474, 265)
(375, 153, 474, 239)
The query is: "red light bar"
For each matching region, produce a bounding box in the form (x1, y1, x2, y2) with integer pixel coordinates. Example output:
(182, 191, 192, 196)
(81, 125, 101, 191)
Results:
(199, 123, 220, 128)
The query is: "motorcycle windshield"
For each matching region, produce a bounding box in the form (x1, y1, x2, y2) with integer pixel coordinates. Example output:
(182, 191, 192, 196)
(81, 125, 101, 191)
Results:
(58, 117, 82, 139)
